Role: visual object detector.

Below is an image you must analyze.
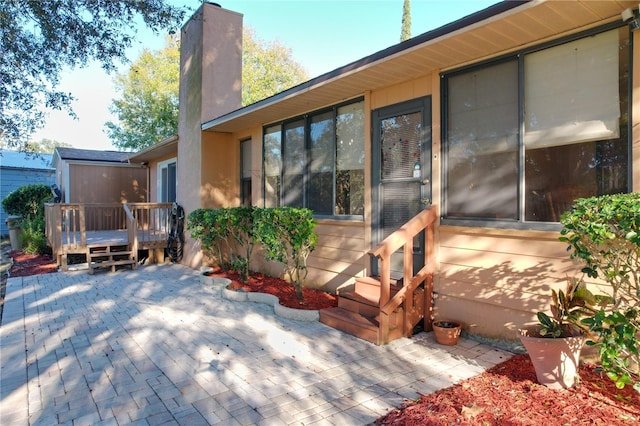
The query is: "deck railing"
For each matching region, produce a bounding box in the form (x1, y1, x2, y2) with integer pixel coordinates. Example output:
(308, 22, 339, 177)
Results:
(128, 203, 173, 249)
(368, 205, 439, 345)
(45, 202, 173, 268)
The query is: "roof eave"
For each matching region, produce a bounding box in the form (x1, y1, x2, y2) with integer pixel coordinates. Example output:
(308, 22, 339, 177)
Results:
(201, 0, 529, 132)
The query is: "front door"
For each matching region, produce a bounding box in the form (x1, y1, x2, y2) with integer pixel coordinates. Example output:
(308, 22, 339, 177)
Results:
(371, 97, 432, 278)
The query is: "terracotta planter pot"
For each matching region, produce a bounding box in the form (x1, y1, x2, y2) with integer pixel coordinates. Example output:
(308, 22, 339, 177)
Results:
(519, 327, 585, 390)
(433, 320, 462, 346)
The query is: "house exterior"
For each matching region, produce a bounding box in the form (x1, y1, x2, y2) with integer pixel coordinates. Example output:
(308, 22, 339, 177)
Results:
(142, 0, 639, 342)
(0, 150, 55, 236)
(53, 147, 148, 203)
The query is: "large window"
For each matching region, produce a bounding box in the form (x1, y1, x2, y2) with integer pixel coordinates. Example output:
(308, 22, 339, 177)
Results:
(262, 99, 365, 218)
(443, 27, 630, 224)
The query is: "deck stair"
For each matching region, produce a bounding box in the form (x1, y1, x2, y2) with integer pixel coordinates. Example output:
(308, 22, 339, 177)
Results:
(87, 244, 136, 274)
(320, 276, 424, 345)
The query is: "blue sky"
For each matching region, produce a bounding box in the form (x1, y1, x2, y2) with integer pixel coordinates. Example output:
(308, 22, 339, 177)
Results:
(33, 0, 497, 151)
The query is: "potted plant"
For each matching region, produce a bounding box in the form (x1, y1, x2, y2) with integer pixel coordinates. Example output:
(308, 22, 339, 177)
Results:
(433, 320, 462, 346)
(519, 277, 598, 389)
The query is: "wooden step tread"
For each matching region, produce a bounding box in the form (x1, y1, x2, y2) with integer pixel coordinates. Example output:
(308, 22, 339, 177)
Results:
(319, 306, 402, 345)
(356, 276, 401, 286)
(89, 251, 133, 258)
(90, 259, 135, 267)
(320, 306, 401, 330)
(340, 290, 379, 307)
(321, 306, 378, 326)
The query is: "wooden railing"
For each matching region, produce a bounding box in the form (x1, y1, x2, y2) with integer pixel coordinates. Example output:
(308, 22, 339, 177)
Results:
(45, 202, 174, 267)
(123, 203, 138, 258)
(368, 205, 439, 345)
(128, 203, 173, 249)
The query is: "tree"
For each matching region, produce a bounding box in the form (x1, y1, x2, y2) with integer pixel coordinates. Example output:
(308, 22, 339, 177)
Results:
(0, 0, 188, 151)
(242, 28, 308, 106)
(105, 36, 180, 151)
(107, 27, 308, 150)
(0, 137, 70, 153)
(401, 0, 412, 42)
(26, 138, 72, 154)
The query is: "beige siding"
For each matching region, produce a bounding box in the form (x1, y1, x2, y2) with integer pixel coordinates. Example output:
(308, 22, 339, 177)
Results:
(435, 226, 584, 339)
(68, 164, 147, 203)
(253, 220, 368, 293)
(370, 75, 431, 110)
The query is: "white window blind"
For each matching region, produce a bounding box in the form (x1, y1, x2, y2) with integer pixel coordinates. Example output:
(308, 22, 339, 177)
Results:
(524, 30, 620, 149)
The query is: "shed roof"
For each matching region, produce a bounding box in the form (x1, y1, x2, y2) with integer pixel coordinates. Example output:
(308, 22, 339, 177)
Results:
(55, 147, 130, 163)
(0, 150, 54, 170)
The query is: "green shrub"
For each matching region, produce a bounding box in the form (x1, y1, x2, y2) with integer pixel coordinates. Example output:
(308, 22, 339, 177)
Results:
(188, 207, 318, 298)
(255, 207, 317, 299)
(560, 192, 640, 392)
(2, 184, 52, 255)
(1, 183, 52, 220)
(21, 216, 48, 254)
(187, 206, 257, 281)
(188, 208, 232, 269)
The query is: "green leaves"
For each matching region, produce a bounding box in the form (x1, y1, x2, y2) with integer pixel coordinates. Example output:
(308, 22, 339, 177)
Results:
(559, 193, 640, 391)
(0, 0, 187, 148)
(254, 208, 317, 299)
(188, 207, 318, 297)
(1, 184, 52, 219)
(106, 36, 181, 150)
(105, 27, 308, 150)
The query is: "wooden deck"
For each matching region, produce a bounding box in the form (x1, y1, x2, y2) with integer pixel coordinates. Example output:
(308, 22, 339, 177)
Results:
(45, 203, 173, 272)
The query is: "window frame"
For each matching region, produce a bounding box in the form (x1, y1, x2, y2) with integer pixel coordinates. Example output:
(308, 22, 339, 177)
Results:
(240, 138, 252, 207)
(261, 97, 365, 220)
(157, 157, 177, 203)
(441, 22, 632, 231)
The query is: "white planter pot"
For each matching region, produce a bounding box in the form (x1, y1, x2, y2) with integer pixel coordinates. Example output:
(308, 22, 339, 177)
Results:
(519, 327, 585, 389)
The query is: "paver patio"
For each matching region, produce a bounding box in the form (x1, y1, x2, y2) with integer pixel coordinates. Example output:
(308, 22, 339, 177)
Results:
(1, 263, 512, 425)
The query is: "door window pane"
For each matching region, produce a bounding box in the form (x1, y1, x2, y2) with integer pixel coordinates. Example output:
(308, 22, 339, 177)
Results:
(381, 112, 422, 180)
(159, 159, 177, 203)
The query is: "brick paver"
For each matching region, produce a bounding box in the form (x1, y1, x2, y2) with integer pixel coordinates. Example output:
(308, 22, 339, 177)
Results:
(1, 263, 512, 425)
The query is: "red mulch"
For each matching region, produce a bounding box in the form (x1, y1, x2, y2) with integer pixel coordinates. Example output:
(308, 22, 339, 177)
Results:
(376, 353, 640, 425)
(8, 250, 58, 277)
(205, 268, 338, 310)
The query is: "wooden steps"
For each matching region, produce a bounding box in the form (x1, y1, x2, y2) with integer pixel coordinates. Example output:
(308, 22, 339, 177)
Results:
(87, 244, 136, 274)
(319, 277, 410, 345)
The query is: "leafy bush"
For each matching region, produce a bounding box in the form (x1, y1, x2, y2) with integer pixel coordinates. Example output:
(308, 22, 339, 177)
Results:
(2, 184, 52, 254)
(255, 207, 317, 299)
(187, 207, 257, 281)
(2, 183, 52, 219)
(21, 216, 48, 254)
(559, 192, 640, 392)
(188, 208, 232, 269)
(188, 207, 318, 298)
